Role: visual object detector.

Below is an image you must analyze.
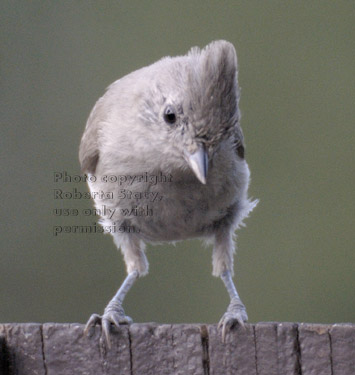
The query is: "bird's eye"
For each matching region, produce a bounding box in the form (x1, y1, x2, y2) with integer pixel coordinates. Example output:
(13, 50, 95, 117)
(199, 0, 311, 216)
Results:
(163, 105, 177, 124)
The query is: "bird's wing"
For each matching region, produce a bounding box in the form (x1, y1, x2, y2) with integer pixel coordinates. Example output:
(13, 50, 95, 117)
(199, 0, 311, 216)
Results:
(79, 98, 104, 174)
(233, 124, 245, 159)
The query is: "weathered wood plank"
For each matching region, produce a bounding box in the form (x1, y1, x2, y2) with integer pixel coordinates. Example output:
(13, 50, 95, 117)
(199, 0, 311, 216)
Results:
(0, 323, 354, 375)
(130, 323, 204, 375)
(330, 324, 355, 375)
(254, 322, 300, 375)
(208, 323, 257, 375)
(43, 323, 131, 375)
(255, 322, 278, 375)
(130, 324, 175, 375)
(43, 323, 101, 375)
(171, 324, 205, 375)
(0, 323, 46, 375)
(298, 323, 332, 375)
(276, 323, 300, 375)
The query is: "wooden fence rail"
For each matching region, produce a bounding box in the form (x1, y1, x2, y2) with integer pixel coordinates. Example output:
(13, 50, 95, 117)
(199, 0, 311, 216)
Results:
(0, 322, 354, 374)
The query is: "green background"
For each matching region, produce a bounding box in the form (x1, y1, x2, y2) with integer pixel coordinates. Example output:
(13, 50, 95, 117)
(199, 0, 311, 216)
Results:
(1, 1, 354, 326)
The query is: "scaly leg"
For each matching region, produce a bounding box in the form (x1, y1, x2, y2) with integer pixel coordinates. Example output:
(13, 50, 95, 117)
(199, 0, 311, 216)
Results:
(218, 270, 248, 342)
(85, 234, 148, 347)
(84, 270, 138, 348)
(212, 227, 248, 342)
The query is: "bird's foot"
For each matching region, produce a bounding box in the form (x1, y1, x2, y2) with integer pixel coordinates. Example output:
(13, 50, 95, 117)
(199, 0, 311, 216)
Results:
(218, 297, 248, 342)
(84, 300, 132, 348)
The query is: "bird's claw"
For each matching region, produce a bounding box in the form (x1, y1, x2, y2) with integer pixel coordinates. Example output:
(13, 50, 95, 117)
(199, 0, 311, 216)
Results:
(218, 297, 248, 343)
(84, 301, 132, 348)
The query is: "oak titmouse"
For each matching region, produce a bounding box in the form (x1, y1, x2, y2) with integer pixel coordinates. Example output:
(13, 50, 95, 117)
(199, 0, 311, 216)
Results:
(79, 40, 258, 346)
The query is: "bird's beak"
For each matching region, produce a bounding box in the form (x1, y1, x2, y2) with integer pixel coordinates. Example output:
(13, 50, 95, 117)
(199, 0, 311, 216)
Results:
(185, 145, 208, 184)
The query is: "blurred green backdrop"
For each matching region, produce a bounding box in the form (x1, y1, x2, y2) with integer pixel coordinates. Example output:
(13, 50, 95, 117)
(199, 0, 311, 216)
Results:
(0, 1, 354, 326)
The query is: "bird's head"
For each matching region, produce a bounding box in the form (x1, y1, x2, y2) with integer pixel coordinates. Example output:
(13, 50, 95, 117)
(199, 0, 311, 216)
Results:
(80, 40, 242, 183)
(137, 40, 241, 184)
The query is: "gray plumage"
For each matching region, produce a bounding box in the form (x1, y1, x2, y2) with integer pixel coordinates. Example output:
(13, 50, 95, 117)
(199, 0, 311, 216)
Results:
(79, 40, 258, 346)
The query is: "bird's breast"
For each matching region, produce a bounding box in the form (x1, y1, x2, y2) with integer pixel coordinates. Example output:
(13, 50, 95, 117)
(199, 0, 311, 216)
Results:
(88, 166, 241, 242)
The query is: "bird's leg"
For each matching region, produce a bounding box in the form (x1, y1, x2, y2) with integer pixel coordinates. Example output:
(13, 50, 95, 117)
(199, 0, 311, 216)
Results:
(84, 270, 138, 348)
(218, 270, 248, 342)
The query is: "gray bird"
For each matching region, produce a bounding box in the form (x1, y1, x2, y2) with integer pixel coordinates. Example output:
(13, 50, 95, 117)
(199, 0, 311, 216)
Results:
(79, 40, 258, 346)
